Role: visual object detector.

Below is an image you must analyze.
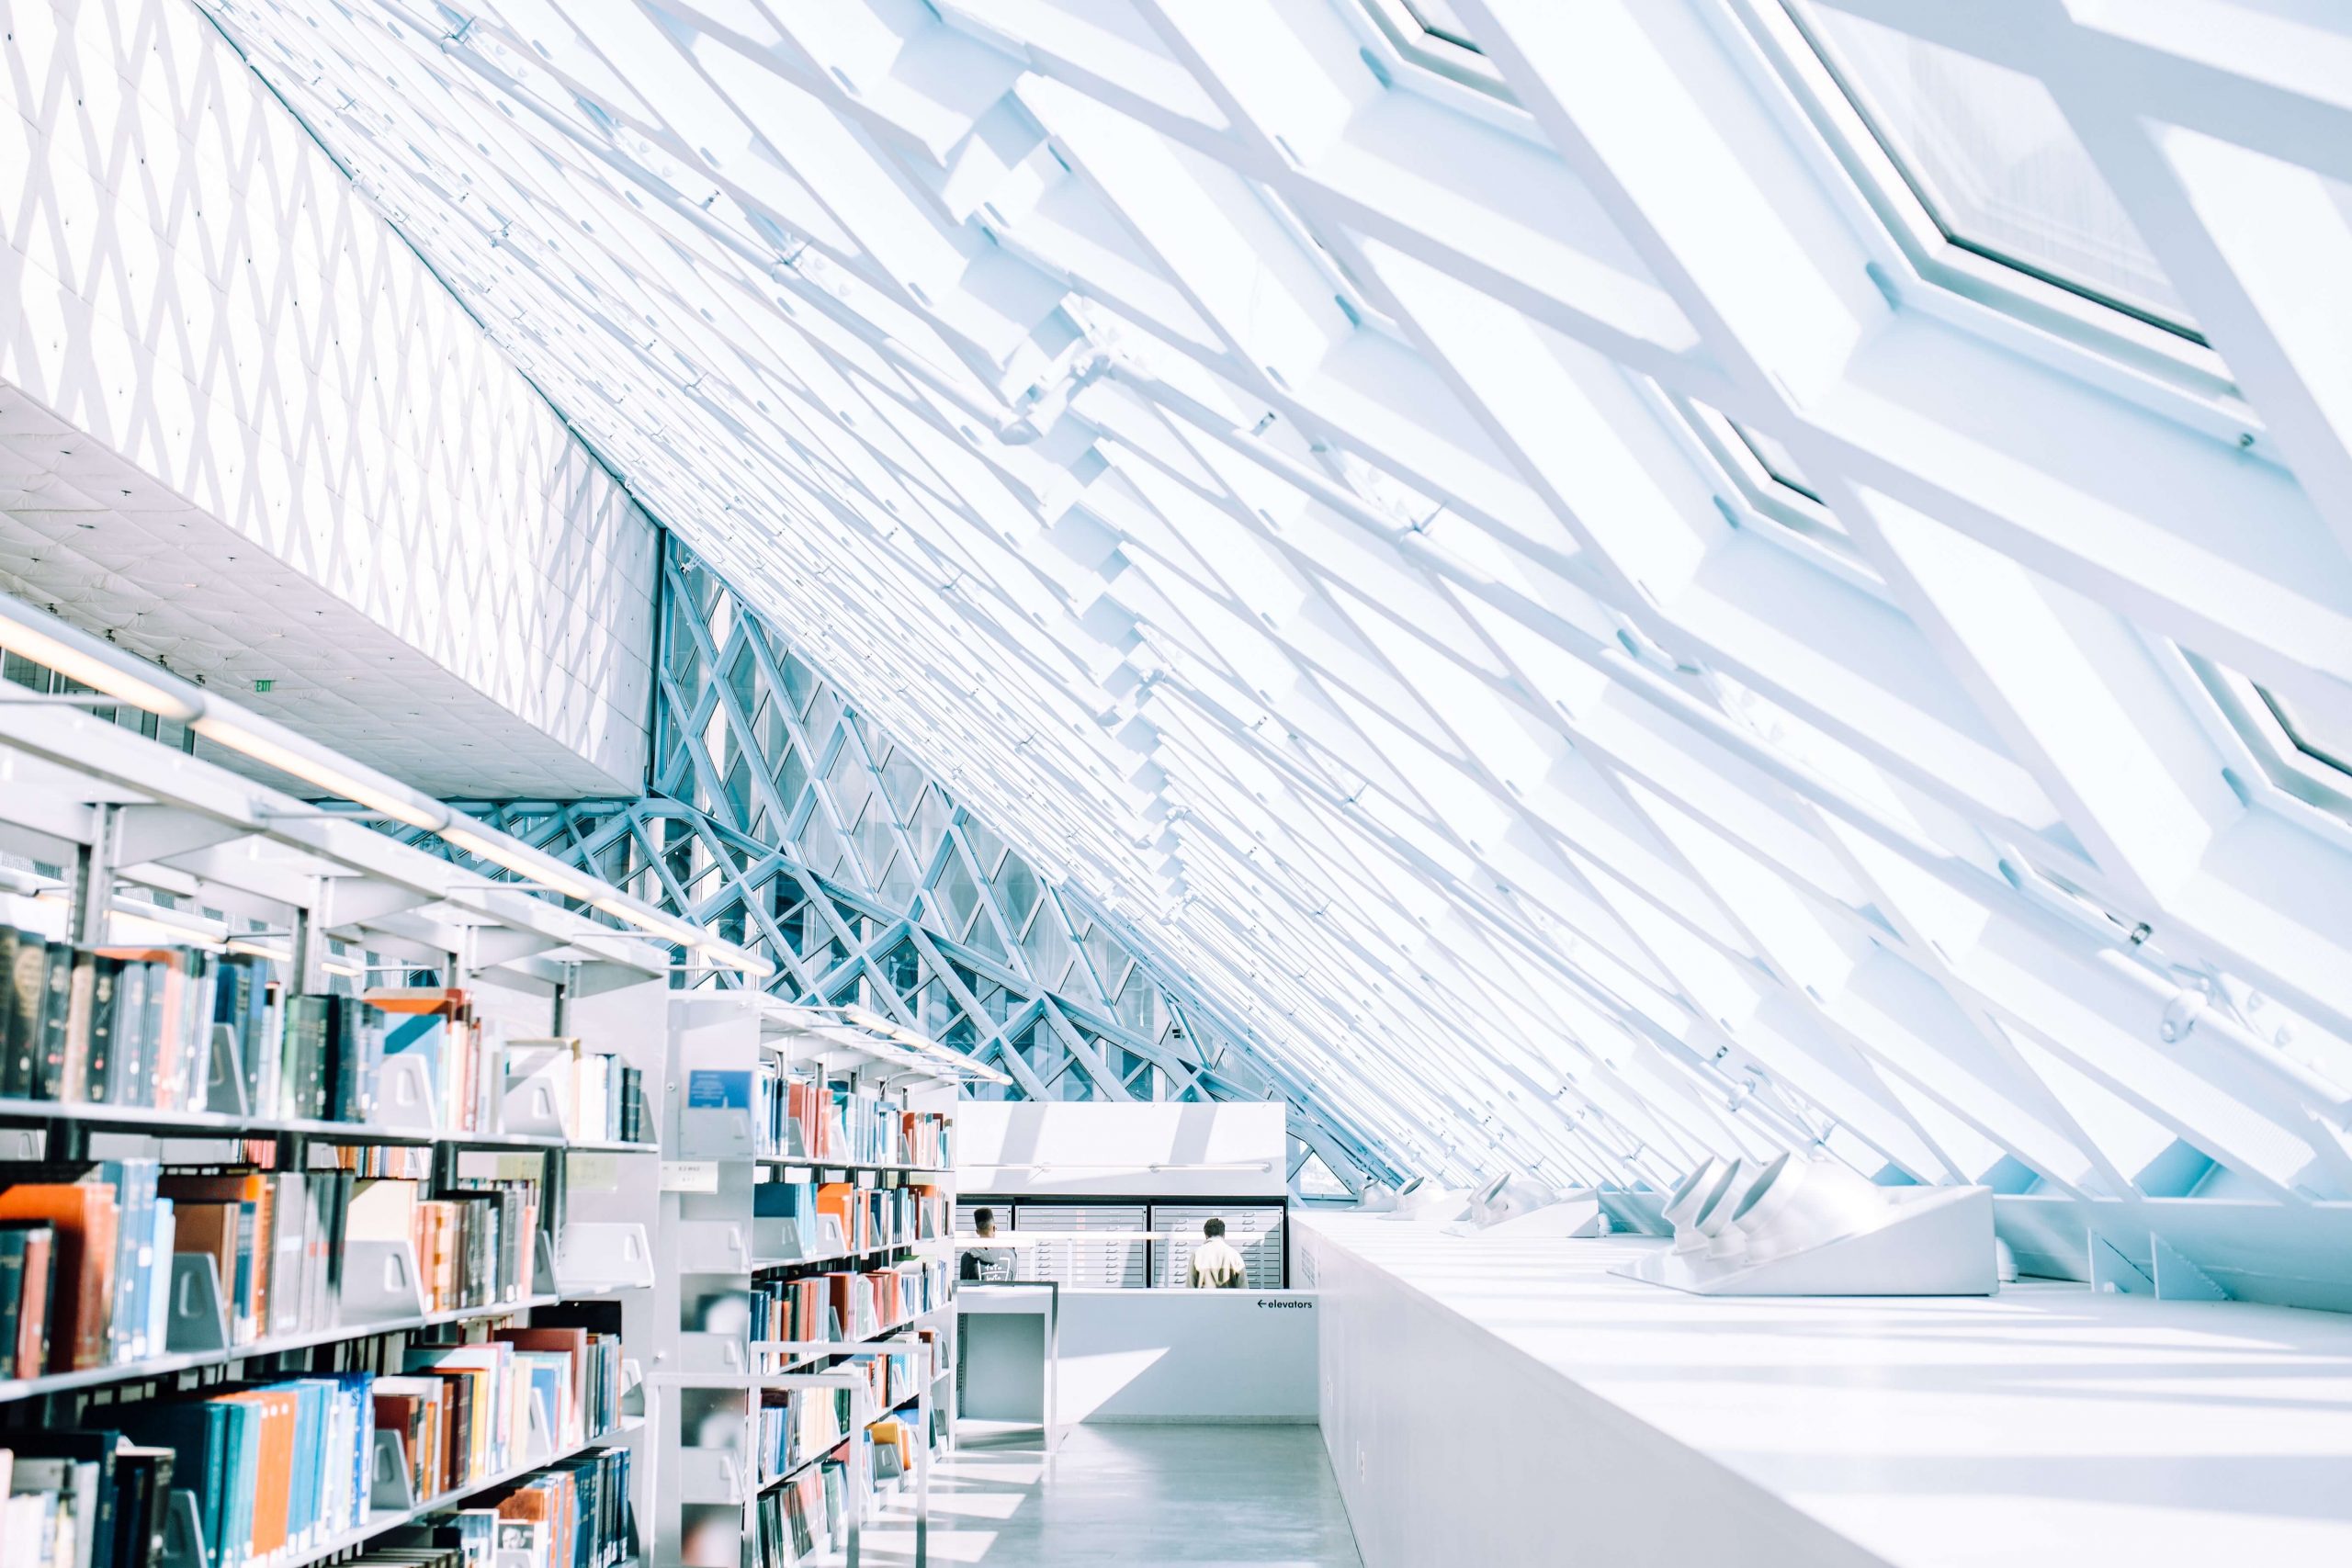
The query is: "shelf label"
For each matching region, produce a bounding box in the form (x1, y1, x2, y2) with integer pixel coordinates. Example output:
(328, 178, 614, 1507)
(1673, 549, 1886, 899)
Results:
(568, 1153, 620, 1192)
(662, 1159, 720, 1193)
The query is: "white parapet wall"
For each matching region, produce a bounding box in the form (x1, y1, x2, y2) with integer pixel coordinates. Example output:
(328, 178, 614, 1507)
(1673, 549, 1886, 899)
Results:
(1061, 1288, 1317, 1422)
(954, 1100, 1288, 1199)
(1302, 1210, 2352, 1568)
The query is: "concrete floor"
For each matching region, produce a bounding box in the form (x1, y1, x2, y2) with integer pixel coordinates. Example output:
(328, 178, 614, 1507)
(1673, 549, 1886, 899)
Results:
(862, 1424, 1364, 1566)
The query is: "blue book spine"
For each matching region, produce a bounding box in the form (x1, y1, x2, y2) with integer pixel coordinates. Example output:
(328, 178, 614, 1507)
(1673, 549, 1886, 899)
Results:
(285, 1382, 316, 1548)
(379, 1010, 445, 1105)
(226, 1399, 259, 1568)
(341, 1371, 375, 1533)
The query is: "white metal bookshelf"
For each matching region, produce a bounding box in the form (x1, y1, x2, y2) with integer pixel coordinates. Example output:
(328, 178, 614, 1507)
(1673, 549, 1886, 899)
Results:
(0, 616, 761, 1568)
(651, 994, 973, 1568)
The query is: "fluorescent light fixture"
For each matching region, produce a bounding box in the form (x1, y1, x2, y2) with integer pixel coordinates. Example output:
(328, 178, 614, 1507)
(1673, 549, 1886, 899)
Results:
(191, 715, 444, 831)
(0, 592, 774, 976)
(772, 1001, 1012, 1084)
(436, 825, 602, 901)
(0, 604, 198, 723)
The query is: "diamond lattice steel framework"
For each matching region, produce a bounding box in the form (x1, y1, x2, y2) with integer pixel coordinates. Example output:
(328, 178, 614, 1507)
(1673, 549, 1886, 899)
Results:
(188, 0, 2352, 1302)
(438, 537, 1388, 1191)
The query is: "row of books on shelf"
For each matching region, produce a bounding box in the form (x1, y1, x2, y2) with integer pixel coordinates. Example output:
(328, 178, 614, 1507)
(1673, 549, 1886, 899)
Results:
(0, 1158, 228, 1374)
(751, 1180, 945, 1258)
(0, 1161, 561, 1375)
(136, 1319, 627, 1568)
(129, 1371, 376, 1566)
(0, 1428, 176, 1568)
(501, 1042, 645, 1145)
(0, 943, 644, 1145)
(352, 1177, 543, 1318)
(748, 1258, 952, 1348)
(746, 1404, 924, 1568)
(373, 1325, 627, 1504)
(0, 936, 268, 1112)
(752, 1387, 849, 1487)
(447, 1445, 630, 1568)
(0, 1415, 636, 1568)
(752, 1460, 846, 1568)
(752, 1349, 933, 1489)
(752, 1072, 948, 1168)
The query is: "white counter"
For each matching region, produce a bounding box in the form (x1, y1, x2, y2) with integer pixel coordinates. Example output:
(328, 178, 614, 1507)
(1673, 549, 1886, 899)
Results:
(959, 1286, 1318, 1425)
(1301, 1213, 2352, 1568)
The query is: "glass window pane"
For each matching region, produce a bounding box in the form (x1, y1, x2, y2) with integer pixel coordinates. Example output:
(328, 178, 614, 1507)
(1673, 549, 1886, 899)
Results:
(2263, 688, 2352, 776)
(1732, 421, 1825, 505)
(1793, 2, 2196, 334)
(1402, 0, 1480, 51)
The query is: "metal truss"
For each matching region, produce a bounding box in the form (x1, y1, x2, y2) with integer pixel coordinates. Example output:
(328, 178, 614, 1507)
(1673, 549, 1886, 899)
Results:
(196, 0, 2352, 1303)
(428, 539, 1389, 1193)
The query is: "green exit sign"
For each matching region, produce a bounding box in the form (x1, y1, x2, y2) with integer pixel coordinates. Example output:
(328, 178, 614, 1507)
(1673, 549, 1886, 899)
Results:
(252, 678, 275, 694)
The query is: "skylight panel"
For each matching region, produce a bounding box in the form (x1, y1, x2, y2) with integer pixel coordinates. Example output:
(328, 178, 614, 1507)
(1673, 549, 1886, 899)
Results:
(1729, 421, 1822, 507)
(1666, 394, 1869, 583)
(2264, 688, 2352, 779)
(1786, 1, 2199, 341)
(1400, 0, 1481, 53)
(1357, 0, 1511, 100)
(2190, 658, 2352, 827)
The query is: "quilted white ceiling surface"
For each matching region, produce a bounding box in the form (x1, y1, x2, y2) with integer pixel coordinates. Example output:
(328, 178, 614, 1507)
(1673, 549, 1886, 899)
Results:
(173, 0, 2352, 1288)
(0, 383, 644, 795)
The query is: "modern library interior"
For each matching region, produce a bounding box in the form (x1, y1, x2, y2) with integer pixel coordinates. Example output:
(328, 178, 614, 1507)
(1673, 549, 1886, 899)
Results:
(3, 1, 2352, 1564)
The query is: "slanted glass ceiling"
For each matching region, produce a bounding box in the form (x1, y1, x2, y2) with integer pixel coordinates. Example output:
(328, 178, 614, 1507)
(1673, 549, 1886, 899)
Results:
(1785, 1, 2201, 339)
(196, 0, 2352, 1303)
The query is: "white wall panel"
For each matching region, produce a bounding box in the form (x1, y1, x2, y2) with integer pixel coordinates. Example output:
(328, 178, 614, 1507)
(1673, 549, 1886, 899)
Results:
(955, 1101, 1289, 1199)
(1056, 1289, 1317, 1424)
(0, 0, 656, 795)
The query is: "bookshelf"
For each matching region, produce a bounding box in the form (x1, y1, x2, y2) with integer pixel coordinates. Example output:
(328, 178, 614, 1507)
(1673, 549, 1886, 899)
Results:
(0, 689, 761, 1568)
(651, 995, 963, 1567)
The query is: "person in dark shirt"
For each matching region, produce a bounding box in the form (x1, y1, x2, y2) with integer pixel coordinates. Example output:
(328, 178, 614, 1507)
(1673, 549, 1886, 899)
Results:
(960, 1206, 1012, 1282)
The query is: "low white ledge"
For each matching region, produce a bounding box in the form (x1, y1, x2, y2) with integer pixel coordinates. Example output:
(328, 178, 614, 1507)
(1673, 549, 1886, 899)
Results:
(1299, 1212, 2352, 1568)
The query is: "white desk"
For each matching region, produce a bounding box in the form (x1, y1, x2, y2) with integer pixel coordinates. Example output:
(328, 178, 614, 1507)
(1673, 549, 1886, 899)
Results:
(957, 1283, 1062, 1447)
(1303, 1212, 2352, 1568)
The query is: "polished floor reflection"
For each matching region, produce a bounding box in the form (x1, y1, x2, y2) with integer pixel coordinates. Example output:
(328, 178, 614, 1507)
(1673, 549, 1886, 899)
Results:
(865, 1425, 1363, 1566)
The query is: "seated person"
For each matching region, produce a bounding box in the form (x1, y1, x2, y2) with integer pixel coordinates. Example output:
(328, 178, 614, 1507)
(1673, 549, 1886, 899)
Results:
(959, 1206, 1014, 1283)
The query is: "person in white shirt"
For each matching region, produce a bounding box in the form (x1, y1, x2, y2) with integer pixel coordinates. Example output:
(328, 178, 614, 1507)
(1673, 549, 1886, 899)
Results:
(1188, 1217, 1248, 1289)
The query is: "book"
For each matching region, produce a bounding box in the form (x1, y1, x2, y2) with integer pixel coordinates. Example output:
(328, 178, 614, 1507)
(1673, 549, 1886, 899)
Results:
(108, 1444, 174, 1568)
(0, 1223, 35, 1380)
(0, 1181, 119, 1371)
(8, 1454, 80, 1568)
(118, 1372, 372, 1567)
(33, 942, 74, 1102)
(6, 1430, 121, 1568)
(79, 957, 119, 1106)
